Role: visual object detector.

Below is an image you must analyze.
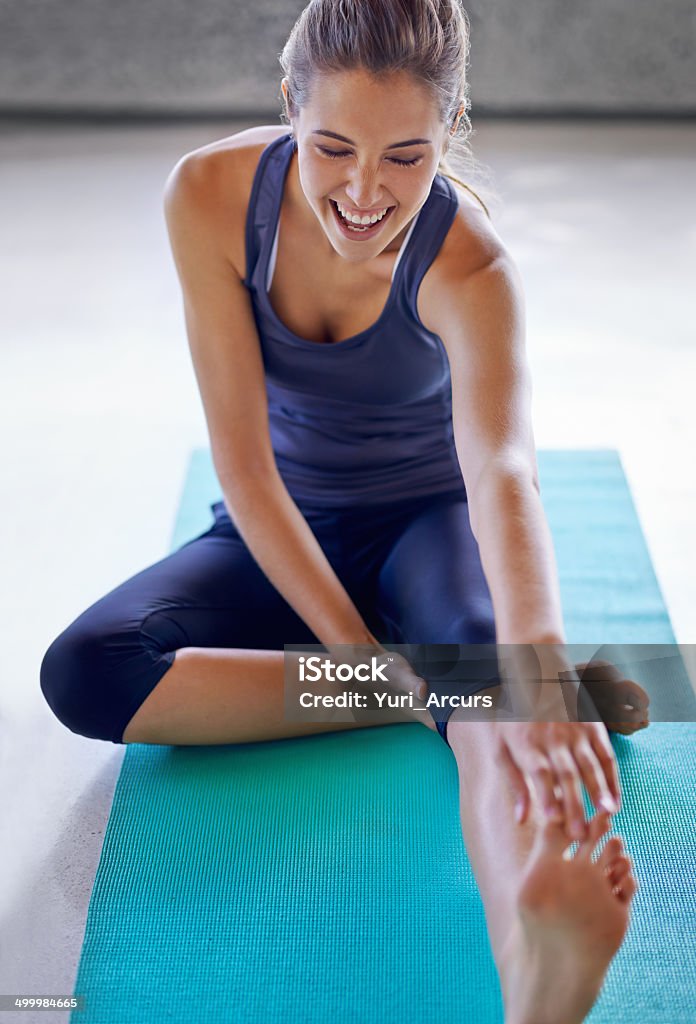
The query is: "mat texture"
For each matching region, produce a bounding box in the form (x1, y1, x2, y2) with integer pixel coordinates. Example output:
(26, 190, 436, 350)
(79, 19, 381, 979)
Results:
(71, 450, 696, 1023)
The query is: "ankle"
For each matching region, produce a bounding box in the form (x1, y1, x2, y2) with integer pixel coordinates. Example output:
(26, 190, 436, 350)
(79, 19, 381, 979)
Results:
(497, 919, 534, 1024)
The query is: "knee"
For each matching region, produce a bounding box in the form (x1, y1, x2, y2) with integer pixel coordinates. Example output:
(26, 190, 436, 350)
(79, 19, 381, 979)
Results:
(396, 604, 496, 647)
(443, 605, 497, 645)
(463, 617, 496, 645)
(39, 622, 116, 742)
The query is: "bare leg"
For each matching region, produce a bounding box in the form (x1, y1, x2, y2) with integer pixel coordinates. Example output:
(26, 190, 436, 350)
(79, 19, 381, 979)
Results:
(121, 647, 421, 745)
(448, 696, 638, 1024)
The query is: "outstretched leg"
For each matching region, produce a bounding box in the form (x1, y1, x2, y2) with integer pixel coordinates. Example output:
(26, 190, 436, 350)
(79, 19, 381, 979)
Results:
(373, 494, 638, 1022)
(448, 714, 637, 1024)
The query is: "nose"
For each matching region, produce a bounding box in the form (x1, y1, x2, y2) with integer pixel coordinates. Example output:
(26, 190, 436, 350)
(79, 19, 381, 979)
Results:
(344, 165, 385, 210)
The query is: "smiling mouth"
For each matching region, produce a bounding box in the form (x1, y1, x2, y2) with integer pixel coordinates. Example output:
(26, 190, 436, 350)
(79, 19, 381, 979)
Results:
(329, 199, 395, 236)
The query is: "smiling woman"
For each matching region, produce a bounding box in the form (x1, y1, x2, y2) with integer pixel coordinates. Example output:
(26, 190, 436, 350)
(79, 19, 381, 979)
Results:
(279, 0, 491, 218)
(278, 65, 458, 263)
(38, 2, 643, 1022)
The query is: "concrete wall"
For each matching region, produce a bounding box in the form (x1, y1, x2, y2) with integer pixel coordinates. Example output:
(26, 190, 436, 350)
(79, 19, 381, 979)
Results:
(1, 0, 694, 116)
(466, 0, 696, 113)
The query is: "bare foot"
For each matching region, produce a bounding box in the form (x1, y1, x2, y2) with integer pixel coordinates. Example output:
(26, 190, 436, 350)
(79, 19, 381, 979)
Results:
(574, 660, 650, 735)
(499, 811, 638, 1024)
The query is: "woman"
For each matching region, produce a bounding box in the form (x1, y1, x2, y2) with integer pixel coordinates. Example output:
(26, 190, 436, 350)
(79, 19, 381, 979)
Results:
(40, 1, 650, 1020)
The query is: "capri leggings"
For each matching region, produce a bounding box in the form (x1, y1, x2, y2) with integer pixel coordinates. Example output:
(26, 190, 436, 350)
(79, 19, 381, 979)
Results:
(39, 488, 497, 744)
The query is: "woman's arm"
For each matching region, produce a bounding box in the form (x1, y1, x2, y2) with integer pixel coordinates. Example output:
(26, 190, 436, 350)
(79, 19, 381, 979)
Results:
(163, 147, 378, 650)
(420, 242, 621, 833)
(425, 252, 574, 709)
(422, 251, 562, 646)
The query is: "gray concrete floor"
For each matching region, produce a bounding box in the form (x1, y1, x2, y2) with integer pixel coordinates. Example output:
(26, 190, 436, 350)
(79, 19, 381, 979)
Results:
(1, 118, 695, 1023)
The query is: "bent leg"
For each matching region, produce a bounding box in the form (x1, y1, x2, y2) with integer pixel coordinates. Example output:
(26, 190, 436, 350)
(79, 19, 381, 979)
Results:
(39, 518, 313, 744)
(40, 512, 404, 746)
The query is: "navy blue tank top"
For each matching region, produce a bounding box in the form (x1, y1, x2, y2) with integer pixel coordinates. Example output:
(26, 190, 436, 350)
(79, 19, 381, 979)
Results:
(243, 131, 467, 507)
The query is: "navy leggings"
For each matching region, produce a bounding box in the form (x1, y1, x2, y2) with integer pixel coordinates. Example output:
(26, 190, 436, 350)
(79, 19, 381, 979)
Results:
(39, 489, 496, 744)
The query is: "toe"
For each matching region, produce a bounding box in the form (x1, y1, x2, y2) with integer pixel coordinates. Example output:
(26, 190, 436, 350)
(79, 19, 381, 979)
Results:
(606, 855, 632, 885)
(577, 811, 612, 860)
(596, 836, 624, 869)
(613, 874, 639, 904)
(605, 706, 650, 729)
(607, 721, 649, 735)
(620, 679, 650, 710)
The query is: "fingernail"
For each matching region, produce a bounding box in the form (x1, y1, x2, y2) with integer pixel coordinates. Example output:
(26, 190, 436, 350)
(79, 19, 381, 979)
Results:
(515, 801, 524, 823)
(600, 796, 618, 814)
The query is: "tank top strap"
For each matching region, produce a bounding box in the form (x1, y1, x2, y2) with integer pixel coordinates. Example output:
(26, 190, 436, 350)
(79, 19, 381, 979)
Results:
(243, 132, 296, 291)
(397, 174, 459, 323)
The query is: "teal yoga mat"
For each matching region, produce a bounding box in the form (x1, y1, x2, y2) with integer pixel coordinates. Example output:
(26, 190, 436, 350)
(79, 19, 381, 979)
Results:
(71, 450, 696, 1023)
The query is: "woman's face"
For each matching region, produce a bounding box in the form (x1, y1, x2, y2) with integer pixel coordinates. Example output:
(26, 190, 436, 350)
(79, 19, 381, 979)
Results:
(285, 68, 450, 263)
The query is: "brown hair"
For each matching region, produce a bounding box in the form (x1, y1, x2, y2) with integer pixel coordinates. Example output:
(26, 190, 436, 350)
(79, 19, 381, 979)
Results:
(279, 0, 492, 218)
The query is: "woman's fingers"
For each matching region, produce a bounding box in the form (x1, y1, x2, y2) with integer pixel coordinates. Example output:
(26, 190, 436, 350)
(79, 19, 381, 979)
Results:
(547, 743, 587, 838)
(588, 725, 622, 809)
(393, 652, 429, 701)
(495, 722, 622, 838)
(523, 725, 620, 839)
(572, 739, 618, 815)
(373, 650, 428, 701)
(525, 750, 565, 823)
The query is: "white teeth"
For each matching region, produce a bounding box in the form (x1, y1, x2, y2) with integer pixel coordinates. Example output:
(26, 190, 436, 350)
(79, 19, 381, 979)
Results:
(336, 201, 388, 225)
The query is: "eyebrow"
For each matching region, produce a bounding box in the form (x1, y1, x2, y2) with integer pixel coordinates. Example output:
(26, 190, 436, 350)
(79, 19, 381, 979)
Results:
(311, 129, 432, 150)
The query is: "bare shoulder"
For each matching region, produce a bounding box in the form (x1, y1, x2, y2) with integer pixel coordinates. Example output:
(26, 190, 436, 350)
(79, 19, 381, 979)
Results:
(417, 179, 523, 341)
(163, 125, 288, 277)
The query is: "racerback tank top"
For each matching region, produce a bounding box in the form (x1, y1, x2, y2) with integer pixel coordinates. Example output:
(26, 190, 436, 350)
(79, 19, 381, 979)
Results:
(243, 131, 467, 507)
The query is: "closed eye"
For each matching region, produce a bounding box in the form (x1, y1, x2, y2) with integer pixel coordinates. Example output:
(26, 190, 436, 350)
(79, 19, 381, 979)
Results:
(316, 146, 422, 168)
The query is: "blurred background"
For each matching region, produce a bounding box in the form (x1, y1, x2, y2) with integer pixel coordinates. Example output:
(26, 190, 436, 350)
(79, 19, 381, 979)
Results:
(1, 1, 695, 1019)
(2, 0, 695, 115)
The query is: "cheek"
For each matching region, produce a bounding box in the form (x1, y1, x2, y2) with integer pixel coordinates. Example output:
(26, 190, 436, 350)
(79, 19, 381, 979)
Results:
(300, 158, 336, 199)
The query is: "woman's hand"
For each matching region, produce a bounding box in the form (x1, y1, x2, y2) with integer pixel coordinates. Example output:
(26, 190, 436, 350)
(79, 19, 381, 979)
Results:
(495, 720, 621, 840)
(334, 642, 429, 702)
(323, 638, 431, 712)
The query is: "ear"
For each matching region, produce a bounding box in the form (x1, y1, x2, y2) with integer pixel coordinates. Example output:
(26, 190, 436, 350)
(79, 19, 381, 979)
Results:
(280, 76, 296, 130)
